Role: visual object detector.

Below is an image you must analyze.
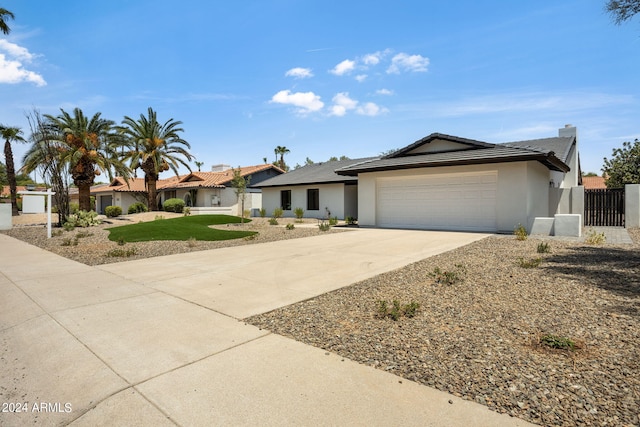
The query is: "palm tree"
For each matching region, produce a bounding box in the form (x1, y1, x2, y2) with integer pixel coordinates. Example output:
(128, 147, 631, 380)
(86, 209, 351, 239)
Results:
(274, 145, 290, 170)
(121, 107, 193, 210)
(0, 8, 15, 35)
(29, 108, 130, 212)
(194, 161, 204, 171)
(1, 125, 26, 216)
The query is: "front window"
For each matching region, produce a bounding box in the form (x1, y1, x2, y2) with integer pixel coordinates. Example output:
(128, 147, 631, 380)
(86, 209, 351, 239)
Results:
(281, 190, 291, 210)
(307, 188, 319, 210)
(165, 190, 176, 200)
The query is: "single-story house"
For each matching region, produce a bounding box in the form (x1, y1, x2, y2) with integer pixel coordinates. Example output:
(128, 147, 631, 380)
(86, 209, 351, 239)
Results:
(92, 164, 284, 215)
(335, 125, 581, 233)
(582, 176, 606, 189)
(254, 157, 376, 219)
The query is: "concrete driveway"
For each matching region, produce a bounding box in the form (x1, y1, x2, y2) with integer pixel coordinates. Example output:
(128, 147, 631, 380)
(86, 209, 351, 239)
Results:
(0, 229, 534, 426)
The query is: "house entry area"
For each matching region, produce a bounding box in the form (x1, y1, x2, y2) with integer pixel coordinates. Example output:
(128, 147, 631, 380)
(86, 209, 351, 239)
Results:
(375, 171, 498, 232)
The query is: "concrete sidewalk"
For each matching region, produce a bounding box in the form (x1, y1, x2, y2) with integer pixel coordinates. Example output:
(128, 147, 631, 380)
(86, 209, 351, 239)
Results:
(0, 230, 533, 426)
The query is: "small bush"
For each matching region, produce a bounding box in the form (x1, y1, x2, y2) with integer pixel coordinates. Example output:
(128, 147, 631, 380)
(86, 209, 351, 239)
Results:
(183, 207, 191, 217)
(51, 229, 63, 237)
(69, 202, 79, 214)
(75, 231, 93, 238)
(63, 222, 75, 232)
(539, 334, 577, 351)
(106, 247, 138, 258)
(318, 221, 330, 232)
(61, 237, 78, 247)
(285, 223, 295, 230)
(518, 257, 542, 268)
(376, 300, 420, 321)
(585, 228, 606, 245)
(127, 202, 148, 214)
(269, 217, 278, 225)
(430, 264, 466, 285)
(65, 210, 101, 228)
(259, 208, 266, 218)
(329, 216, 339, 226)
(163, 198, 185, 213)
(117, 237, 126, 246)
(187, 236, 197, 247)
(294, 207, 304, 220)
(345, 216, 357, 225)
(154, 215, 165, 221)
(105, 205, 122, 218)
(243, 234, 257, 241)
(537, 242, 551, 253)
(514, 223, 528, 241)
(273, 207, 283, 219)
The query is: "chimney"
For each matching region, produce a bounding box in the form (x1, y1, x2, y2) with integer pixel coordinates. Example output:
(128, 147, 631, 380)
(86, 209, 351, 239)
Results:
(558, 124, 577, 139)
(211, 164, 231, 172)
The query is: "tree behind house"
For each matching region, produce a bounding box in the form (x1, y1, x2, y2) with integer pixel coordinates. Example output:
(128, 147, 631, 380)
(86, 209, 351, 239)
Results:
(602, 138, 640, 188)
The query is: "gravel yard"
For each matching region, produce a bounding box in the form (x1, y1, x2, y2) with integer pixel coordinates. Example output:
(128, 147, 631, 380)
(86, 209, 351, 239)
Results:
(248, 232, 640, 427)
(3, 213, 639, 426)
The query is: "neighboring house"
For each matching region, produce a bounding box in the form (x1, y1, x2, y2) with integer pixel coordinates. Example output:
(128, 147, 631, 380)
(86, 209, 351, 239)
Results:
(582, 176, 606, 189)
(335, 125, 581, 233)
(92, 164, 283, 215)
(255, 157, 376, 219)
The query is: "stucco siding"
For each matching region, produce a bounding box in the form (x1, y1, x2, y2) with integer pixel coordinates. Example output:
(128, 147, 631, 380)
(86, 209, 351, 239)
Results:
(262, 183, 350, 218)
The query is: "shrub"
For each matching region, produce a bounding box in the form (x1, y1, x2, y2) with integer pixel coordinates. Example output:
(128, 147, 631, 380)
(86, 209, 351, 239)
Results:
(163, 198, 185, 213)
(75, 231, 93, 238)
(187, 236, 197, 247)
(105, 205, 122, 218)
(376, 300, 420, 321)
(69, 202, 79, 214)
(538, 334, 577, 351)
(117, 237, 126, 246)
(273, 207, 283, 219)
(537, 242, 551, 253)
(259, 208, 266, 218)
(269, 217, 279, 225)
(243, 209, 250, 219)
(128, 202, 148, 214)
(61, 237, 78, 247)
(585, 228, 606, 245)
(318, 221, 330, 232)
(154, 215, 165, 221)
(286, 223, 295, 230)
(65, 210, 101, 228)
(184, 207, 191, 217)
(430, 264, 465, 285)
(518, 257, 542, 268)
(106, 247, 138, 257)
(328, 216, 339, 226)
(294, 207, 304, 220)
(345, 216, 357, 225)
(514, 223, 528, 241)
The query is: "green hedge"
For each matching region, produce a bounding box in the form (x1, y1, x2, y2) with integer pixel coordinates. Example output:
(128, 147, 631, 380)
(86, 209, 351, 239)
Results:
(163, 198, 185, 213)
(127, 202, 148, 214)
(105, 205, 122, 217)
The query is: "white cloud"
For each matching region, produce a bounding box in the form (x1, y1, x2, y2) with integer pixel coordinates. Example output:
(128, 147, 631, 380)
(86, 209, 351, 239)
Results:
(356, 102, 388, 116)
(330, 59, 355, 76)
(270, 89, 324, 114)
(376, 88, 394, 96)
(329, 92, 358, 117)
(355, 74, 367, 82)
(387, 53, 429, 74)
(285, 67, 313, 79)
(361, 49, 390, 66)
(0, 40, 46, 86)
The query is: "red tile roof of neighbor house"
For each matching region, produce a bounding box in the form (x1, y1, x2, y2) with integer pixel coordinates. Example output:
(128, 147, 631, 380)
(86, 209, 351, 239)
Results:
(582, 176, 607, 189)
(91, 164, 283, 193)
(0, 185, 47, 197)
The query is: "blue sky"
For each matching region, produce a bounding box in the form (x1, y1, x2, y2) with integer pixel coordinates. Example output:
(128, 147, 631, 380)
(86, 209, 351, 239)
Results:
(1, 0, 638, 177)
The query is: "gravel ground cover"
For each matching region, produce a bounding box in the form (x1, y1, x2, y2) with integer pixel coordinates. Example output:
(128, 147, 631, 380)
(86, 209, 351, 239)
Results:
(1, 213, 346, 266)
(248, 232, 640, 427)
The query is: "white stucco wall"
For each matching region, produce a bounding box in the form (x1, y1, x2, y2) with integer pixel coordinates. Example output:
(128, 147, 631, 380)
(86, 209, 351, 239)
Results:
(262, 183, 349, 218)
(358, 161, 554, 233)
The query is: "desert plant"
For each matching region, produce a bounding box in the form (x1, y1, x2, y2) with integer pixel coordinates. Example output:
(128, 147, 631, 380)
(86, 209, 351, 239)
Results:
(259, 208, 266, 218)
(75, 231, 93, 238)
(51, 229, 63, 237)
(585, 228, 606, 245)
(69, 202, 79, 214)
(518, 257, 542, 268)
(65, 210, 101, 228)
(63, 222, 75, 231)
(163, 198, 185, 213)
(538, 334, 577, 351)
(537, 242, 551, 253)
(104, 205, 122, 218)
(183, 206, 191, 216)
(117, 237, 126, 246)
(269, 217, 278, 225)
(293, 207, 304, 221)
(328, 216, 339, 226)
(376, 300, 420, 321)
(106, 247, 138, 257)
(345, 216, 357, 225)
(243, 234, 257, 241)
(430, 264, 466, 285)
(154, 215, 165, 220)
(273, 207, 283, 219)
(187, 236, 197, 247)
(127, 202, 148, 214)
(61, 237, 78, 247)
(286, 223, 295, 230)
(514, 223, 528, 241)
(318, 221, 330, 231)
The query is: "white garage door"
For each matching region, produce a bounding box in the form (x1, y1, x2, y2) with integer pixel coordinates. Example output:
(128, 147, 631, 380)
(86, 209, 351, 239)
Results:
(376, 171, 497, 231)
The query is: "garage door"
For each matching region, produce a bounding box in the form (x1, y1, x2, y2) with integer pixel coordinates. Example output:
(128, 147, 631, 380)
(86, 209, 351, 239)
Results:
(376, 171, 497, 231)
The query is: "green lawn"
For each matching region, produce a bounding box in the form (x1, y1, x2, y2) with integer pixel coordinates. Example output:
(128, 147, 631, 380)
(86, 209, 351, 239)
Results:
(107, 215, 256, 242)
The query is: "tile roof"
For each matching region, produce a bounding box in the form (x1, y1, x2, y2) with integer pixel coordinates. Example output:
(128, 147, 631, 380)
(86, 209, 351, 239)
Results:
(1, 185, 47, 197)
(336, 134, 575, 176)
(254, 157, 378, 187)
(92, 178, 147, 193)
(582, 176, 607, 189)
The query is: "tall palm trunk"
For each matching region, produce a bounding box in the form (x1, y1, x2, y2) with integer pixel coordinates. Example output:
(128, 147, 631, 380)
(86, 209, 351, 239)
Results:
(4, 139, 19, 216)
(77, 182, 92, 212)
(147, 177, 158, 211)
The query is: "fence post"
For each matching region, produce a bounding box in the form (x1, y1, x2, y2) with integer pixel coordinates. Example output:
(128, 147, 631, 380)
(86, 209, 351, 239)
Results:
(625, 184, 640, 228)
(571, 186, 584, 216)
